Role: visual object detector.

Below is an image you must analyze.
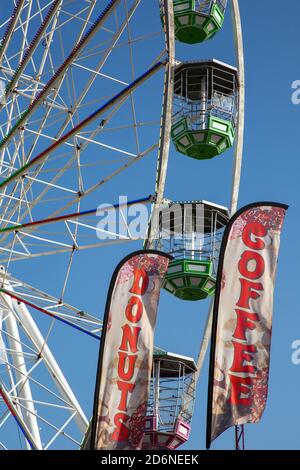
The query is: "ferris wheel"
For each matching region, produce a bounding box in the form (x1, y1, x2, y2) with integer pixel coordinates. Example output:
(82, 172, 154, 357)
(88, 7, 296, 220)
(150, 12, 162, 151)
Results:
(0, 0, 244, 451)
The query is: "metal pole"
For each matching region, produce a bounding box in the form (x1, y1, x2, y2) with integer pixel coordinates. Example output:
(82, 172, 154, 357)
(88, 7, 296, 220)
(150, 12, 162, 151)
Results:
(194, 298, 214, 384)
(145, 0, 175, 248)
(154, 361, 160, 421)
(0, 195, 152, 235)
(235, 424, 245, 450)
(200, 76, 207, 130)
(0, 287, 100, 340)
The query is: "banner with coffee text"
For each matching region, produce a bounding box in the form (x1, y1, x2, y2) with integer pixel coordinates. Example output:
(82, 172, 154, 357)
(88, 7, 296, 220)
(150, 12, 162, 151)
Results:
(206, 202, 288, 448)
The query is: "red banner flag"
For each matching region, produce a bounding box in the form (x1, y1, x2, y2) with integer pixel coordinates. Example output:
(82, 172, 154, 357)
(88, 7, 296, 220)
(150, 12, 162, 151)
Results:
(206, 202, 288, 448)
(91, 250, 171, 450)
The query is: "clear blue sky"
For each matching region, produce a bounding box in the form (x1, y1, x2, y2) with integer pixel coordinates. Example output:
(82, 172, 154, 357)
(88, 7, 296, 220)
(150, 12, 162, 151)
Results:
(3, 0, 300, 450)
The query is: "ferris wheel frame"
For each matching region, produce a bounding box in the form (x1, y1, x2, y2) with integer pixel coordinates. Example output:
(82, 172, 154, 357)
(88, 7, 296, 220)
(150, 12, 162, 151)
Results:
(0, 0, 171, 450)
(0, 0, 244, 450)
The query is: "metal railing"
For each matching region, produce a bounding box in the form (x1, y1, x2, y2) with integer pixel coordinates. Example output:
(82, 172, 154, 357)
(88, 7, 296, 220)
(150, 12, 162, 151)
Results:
(146, 360, 196, 432)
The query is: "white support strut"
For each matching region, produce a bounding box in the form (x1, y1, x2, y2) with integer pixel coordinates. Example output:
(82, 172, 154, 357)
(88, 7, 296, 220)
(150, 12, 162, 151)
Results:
(146, 0, 175, 248)
(0, 0, 27, 68)
(230, 0, 245, 216)
(0, 277, 88, 441)
(1, 291, 43, 449)
(195, 0, 245, 384)
(10, 297, 89, 433)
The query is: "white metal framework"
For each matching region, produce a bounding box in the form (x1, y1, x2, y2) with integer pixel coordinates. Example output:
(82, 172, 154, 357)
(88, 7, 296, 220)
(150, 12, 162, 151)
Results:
(0, 0, 172, 449)
(0, 0, 244, 450)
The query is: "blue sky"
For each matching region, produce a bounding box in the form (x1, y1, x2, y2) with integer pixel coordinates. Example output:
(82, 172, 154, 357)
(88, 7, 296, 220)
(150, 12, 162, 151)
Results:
(165, 0, 300, 450)
(1, 0, 300, 450)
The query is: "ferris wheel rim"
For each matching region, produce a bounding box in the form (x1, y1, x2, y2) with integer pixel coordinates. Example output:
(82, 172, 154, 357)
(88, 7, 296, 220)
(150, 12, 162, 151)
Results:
(194, 0, 245, 386)
(0, 0, 170, 450)
(0, 0, 245, 451)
